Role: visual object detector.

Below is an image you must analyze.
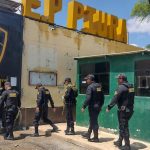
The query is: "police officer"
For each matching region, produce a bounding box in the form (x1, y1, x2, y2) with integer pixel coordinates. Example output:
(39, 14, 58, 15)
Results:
(106, 74, 134, 150)
(81, 74, 104, 142)
(63, 78, 77, 135)
(0, 82, 20, 140)
(32, 83, 58, 137)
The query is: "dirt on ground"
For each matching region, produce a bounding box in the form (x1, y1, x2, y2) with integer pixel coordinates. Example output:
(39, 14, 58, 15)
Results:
(0, 129, 88, 150)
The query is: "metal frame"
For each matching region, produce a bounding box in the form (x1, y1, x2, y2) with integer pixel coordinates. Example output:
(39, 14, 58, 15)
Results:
(74, 49, 150, 60)
(28, 71, 57, 87)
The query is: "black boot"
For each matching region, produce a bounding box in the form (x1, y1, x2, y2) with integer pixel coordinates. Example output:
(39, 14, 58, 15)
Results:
(3, 132, 9, 140)
(65, 126, 70, 135)
(51, 124, 59, 132)
(88, 129, 99, 142)
(114, 135, 123, 147)
(31, 126, 39, 137)
(82, 128, 92, 140)
(121, 137, 131, 150)
(6, 131, 14, 140)
(70, 127, 75, 135)
(0, 126, 6, 134)
(121, 145, 131, 150)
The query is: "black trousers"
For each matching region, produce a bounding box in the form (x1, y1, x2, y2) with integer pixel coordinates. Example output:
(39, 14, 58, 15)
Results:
(88, 107, 100, 131)
(117, 110, 133, 139)
(5, 107, 18, 134)
(65, 104, 74, 128)
(0, 107, 6, 128)
(33, 106, 54, 127)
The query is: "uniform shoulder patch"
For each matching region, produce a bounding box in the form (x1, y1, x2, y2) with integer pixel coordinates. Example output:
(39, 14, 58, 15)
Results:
(9, 93, 17, 97)
(45, 91, 50, 94)
(129, 88, 134, 93)
(97, 87, 101, 92)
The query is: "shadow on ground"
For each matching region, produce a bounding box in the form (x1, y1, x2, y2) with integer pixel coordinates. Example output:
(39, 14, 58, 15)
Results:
(15, 133, 47, 140)
(75, 131, 87, 136)
(99, 137, 114, 143)
(75, 131, 114, 143)
(131, 142, 147, 150)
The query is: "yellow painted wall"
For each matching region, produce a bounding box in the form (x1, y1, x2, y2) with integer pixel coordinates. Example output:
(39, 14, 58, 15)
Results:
(21, 18, 141, 108)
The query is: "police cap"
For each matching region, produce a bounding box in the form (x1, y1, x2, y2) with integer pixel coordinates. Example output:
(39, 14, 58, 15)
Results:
(64, 77, 71, 83)
(35, 83, 42, 89)
(4, 82, 11, 86)
(116, 73, 127, 81)
(84, 74, 95, 81)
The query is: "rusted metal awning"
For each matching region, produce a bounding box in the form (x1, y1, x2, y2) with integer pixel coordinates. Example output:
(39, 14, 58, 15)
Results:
(74, 49, 150, 60)
(0, 0, 21, 13)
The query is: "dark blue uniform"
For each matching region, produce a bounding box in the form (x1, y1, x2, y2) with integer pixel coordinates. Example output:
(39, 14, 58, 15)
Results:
(108, 82, 134, 149)
(64, 84, 77, 134)
(0, 89, 20, 139)
(33, 87, 56, 129)
(82, 82, 104, 140)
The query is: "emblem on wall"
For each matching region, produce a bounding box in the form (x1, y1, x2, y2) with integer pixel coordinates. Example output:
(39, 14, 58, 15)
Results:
(0, 27, 8, 64)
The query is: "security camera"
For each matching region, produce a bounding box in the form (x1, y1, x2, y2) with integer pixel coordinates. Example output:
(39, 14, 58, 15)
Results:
(49, 25, 55, 31)
(50, 27, 55, 31)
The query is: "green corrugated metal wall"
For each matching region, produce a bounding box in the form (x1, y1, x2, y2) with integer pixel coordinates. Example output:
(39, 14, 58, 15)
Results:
(76, 52, 150, 142)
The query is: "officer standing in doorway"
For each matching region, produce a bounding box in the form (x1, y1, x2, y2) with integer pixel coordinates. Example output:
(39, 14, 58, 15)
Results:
(32, 83, 58, 137)
(0, 82, 20, 140)
(81, 74, 104, 142)
(106, 74, 134, 150)
(63, 78, 78, 135)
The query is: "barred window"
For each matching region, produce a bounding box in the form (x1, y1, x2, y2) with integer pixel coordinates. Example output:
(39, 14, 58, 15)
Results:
(79, 62, 110, 95)
(135, 60, 150, 97)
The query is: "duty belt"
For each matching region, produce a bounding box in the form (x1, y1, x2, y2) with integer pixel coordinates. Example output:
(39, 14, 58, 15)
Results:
(118, 107, 130, 112)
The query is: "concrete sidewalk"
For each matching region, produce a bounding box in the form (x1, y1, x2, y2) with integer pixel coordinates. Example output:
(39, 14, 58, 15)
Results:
(30, 123, 150, 150)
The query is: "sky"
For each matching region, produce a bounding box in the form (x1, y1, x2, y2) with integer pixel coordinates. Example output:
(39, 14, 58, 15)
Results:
(14, 0, 150, 48)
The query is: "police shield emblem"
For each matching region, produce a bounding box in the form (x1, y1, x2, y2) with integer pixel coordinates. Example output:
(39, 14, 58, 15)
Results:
(0, 27, 8, 64)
